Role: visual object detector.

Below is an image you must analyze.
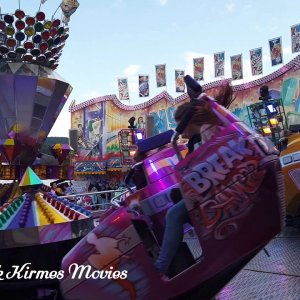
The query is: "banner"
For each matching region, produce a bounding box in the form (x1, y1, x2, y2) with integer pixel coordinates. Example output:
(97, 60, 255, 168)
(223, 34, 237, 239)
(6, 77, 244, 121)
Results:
(175, 70, 185, 93)
(117, 78, 129, 100)
(193, 57, 204, 81)
(291, 24, 300, 53)
(72, 58, 300, 163)
(155, 64, 166, 87)
(269, 37, 283, 66)
(214, 52, 225, 77)
(139, 75, 149, 97)
(249, 47, 263, 76)
(60, 0, 80, 24)
(231, 54, 243, 80)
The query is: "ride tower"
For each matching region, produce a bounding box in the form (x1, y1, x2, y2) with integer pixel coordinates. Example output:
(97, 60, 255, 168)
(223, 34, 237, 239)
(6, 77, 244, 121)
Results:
(0, 6, 73, 179)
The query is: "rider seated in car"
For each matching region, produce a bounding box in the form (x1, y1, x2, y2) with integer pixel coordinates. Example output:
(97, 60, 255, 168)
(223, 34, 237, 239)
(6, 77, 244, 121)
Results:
(155, 86, 233, 278)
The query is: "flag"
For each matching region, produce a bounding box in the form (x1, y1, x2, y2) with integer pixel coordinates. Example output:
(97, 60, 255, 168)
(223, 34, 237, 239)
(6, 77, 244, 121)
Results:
(214, 52, 225, 77)
(139, 75, 149, 97)
(249, 47, 263, 76)
(193, 57, 204, 81)
(231, 54, 243, 80)
(60, 0, 80, 18)
(291, 24, 300, 53)
(155, 64, 166, 87)
(269, 37, 283, 66)
(175, 70, 185, 93)
(117, 78, 129, 100)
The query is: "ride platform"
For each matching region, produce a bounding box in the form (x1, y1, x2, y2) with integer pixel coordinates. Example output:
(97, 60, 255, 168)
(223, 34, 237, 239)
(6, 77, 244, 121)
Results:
(215, 225, 300, 300)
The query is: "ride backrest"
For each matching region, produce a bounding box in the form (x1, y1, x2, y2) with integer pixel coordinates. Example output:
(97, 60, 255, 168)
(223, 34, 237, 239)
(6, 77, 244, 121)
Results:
(175, 99, 285, 243)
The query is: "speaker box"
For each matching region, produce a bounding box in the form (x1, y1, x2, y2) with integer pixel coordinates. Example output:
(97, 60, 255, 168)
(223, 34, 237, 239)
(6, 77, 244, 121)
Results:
(69, 129, 78, 153)
(146, 115, 154, 138)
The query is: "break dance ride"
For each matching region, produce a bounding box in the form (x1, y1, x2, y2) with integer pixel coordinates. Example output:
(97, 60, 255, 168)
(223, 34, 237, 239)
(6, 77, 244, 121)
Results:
(60, 77, 285, 300)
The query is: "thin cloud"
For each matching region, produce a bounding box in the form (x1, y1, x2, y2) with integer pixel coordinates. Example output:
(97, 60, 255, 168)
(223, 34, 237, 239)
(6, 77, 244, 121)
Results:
(112, 0, 124, 9)
(270, 25, 279, 32)
(243, 4, 252, 10)
(158, 0, 168, 6)
(255, 25, 263, 32)
(79, 90, 101, 100)
(123, 64, 141, 77)
(225, 2, 236, 13)
(171, 22, 178, 29)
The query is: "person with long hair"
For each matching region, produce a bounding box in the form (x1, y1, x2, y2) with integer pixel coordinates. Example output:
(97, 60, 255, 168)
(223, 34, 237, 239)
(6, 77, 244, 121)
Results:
(135, 116, 145, 129)
(155, 84, 235, 279)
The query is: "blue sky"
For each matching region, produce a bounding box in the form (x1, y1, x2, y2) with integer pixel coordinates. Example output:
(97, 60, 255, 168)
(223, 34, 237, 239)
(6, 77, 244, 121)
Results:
(2, 0, 300, 136)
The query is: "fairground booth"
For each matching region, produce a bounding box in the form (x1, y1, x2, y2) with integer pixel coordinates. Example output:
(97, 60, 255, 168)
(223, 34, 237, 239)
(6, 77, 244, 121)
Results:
(69, 55, 300, 184)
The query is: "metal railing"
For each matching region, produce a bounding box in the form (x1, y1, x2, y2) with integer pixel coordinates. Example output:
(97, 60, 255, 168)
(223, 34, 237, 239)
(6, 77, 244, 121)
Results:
(111, 189, 133, 207)
(57, 188, 130, 212)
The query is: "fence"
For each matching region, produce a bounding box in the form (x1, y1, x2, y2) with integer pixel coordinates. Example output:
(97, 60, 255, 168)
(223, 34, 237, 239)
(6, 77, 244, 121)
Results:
(57, 188, 129, 212)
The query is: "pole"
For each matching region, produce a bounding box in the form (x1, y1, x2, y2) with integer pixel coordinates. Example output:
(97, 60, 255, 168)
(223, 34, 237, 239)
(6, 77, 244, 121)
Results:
(39, 0, 42, 11)
(52, 3, 61, 19)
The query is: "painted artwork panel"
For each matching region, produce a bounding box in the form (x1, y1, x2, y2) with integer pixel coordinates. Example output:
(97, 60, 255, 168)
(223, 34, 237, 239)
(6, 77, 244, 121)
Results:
(193, 57, 204, 81)
(250, 48, 263, 76)
(291, 24, 300, 53)
(117, 78, 129, 100)
(214, 52, 225, 77)
(139, 75, 149, 97)
(231, 54, 243, 80)
(175, 70, 185, 93)
(155, 64, 166, 87)
(269, 37, 283, 66)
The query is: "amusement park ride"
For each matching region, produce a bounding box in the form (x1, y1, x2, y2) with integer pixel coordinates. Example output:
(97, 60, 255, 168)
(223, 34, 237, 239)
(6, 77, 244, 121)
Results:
(0, 3, 74, 180)
(60, 77, 285, 300)
(0, 3, 297, 300)
(0, 3, 93, 299)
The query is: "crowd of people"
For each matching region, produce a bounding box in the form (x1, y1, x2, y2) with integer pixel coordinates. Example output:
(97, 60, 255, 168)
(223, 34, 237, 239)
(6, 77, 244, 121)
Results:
(50, 181, 72, 197)
(87, 181, 124, 210)
(49, 180, 125, 210)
